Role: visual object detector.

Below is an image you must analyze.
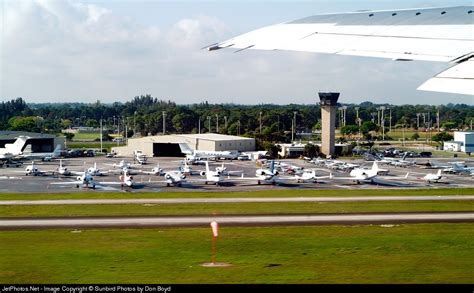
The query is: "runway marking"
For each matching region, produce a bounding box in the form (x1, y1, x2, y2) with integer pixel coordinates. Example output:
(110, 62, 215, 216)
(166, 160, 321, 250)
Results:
(0, 196, 473, 205)
(0, 213, 472, 229)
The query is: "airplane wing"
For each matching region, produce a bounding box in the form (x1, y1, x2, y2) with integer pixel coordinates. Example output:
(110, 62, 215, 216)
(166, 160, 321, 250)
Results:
(208, 6, 474, 95)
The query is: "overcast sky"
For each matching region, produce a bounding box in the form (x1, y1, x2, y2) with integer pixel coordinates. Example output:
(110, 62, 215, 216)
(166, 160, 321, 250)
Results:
(1, 0, 473, 105)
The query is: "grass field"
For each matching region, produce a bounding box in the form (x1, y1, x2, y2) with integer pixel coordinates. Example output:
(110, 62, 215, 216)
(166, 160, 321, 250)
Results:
(0, 188, 473, 200)
(1, 200, 472, 218)
(1, 224, 472, 283)
(72, 132, 101, 140)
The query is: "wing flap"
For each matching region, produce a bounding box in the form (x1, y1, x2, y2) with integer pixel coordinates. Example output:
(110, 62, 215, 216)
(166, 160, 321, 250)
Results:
(418, 58, 474, 95)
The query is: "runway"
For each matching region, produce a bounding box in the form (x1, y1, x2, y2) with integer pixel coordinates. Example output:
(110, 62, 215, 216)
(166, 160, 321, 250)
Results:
(1, 212, 473, 229)
(1, 195, 473, 205)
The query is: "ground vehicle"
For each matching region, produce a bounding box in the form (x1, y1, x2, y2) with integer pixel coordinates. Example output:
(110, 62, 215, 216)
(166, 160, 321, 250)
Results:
(420, 152, 432, 158)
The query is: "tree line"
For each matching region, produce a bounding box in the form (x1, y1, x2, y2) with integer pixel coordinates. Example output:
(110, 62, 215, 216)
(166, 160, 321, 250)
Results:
(1, 96, 473, 143)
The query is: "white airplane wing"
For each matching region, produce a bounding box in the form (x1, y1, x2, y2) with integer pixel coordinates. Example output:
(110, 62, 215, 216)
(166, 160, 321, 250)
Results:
(208, 6, 474, 95)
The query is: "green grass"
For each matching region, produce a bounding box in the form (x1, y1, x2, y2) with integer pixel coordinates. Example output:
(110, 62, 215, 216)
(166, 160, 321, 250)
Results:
(2, 188, 473, 200)
(1, 200, 472, 218)
(0, 188, 473, 200)
(66, 141, 116, 151)
(72, 133, 101, 140)
(0, 224, 472, 283)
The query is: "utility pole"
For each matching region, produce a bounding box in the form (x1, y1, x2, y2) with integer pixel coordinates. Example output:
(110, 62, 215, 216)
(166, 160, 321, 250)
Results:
(198, 119, 201, 134)
(224, 116, 227, 131)
(238, 120, 241, 136)
(259, 111, 262, 134)
(342, 106, 347, 127)
(416, 113, 420, 129)
(216, 114, 219, 133)
(162, 111, 166, 135)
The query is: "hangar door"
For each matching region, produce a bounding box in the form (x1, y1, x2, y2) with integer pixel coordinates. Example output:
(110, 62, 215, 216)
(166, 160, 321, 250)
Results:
(153, 143, 183, 157)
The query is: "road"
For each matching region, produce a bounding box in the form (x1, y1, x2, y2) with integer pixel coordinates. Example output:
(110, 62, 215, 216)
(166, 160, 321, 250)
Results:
(1, 213, 473, 229)
(0, 195, 473, 205)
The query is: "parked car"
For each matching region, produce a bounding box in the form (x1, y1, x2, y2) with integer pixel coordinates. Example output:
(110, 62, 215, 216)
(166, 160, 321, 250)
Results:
(419, 151, 432, 158)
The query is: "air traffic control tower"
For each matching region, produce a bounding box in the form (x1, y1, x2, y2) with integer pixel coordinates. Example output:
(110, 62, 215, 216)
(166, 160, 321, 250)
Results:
(319, 92, 339, 157)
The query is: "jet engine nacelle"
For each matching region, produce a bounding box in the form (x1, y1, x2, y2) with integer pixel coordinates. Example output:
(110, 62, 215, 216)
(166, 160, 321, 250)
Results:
(200, 171, 206, 176)
(180, 174, 186, 180)
(165, 173, 172, 180)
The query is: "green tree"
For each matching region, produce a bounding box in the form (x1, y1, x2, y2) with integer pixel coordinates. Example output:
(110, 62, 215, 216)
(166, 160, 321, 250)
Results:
(303, 143, 319, 158)
(441, 121, 457, 130)
(313, 120, 321, 131)
(411, 133, 420, 141)
(8, 116, 41, 132)
(264, 142, 281, 159)
(340, 125, 359, 139)
(432, 132, 453, 145)
(64, 133, 75, 141)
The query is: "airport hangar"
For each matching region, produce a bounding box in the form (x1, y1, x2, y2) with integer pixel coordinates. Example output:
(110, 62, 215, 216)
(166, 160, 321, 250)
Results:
(0, 131, 65, 153)
(112, 133, 256, 157)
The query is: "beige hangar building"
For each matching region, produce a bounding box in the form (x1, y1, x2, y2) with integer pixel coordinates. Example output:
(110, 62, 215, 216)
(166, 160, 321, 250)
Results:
(112, 133, 256, 157)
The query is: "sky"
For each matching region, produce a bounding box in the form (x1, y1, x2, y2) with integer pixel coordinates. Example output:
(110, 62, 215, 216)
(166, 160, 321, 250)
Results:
(1, 0, 473, 105)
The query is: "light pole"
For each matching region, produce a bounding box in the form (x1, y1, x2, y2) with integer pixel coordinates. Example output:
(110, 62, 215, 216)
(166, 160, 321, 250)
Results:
(437, 107, 440, 132)
(416, 113, 420, 129)
(238, 120, 241, 136)
(259, 111, 262, 134)
(100, 118, 103, 152)
(342, 106, 347, 127)
(380, 106, 385, 141)
(216, 114, 219, 133)
(134, 111, 137, 136)
(162, 111, 166, 135)
(355, 107, 361, 139)
(224, 116, 228, 132)
(198, 118, 201, 134)
(207, 116, 211, 133)
(388, 107, 392, 133)
(293, 111, 297, 143)
(377, 107, 380, 126)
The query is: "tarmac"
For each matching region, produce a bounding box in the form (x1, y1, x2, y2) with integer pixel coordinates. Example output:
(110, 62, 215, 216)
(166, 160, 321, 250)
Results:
(0, 155, 472, 193)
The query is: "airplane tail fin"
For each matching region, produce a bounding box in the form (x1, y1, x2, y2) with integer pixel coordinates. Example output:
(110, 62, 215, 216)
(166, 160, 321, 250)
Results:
(53, 144, 62, 157)
(270, 160, 275, 173)
(205, 161, 210, 173)
(437, 169, 442, 177)
(5, 136, 29, 155)
(179, 143, 194, 155)
(404, 172, 409, 179)
(372, 161, 379, 172)
(402, 152, 408, 160)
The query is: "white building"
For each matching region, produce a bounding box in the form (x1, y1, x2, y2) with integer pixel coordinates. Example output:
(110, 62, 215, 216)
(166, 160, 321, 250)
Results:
(444, 131, 474, 154)
(112, 133, 255, 157)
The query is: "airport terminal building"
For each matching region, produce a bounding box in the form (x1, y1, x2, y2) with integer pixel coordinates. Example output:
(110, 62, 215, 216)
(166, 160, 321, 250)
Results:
(112, 133, 256, 157)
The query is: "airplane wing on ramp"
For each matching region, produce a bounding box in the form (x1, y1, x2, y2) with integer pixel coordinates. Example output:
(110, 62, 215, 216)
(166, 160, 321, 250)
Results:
(208, 6, 474, 95)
